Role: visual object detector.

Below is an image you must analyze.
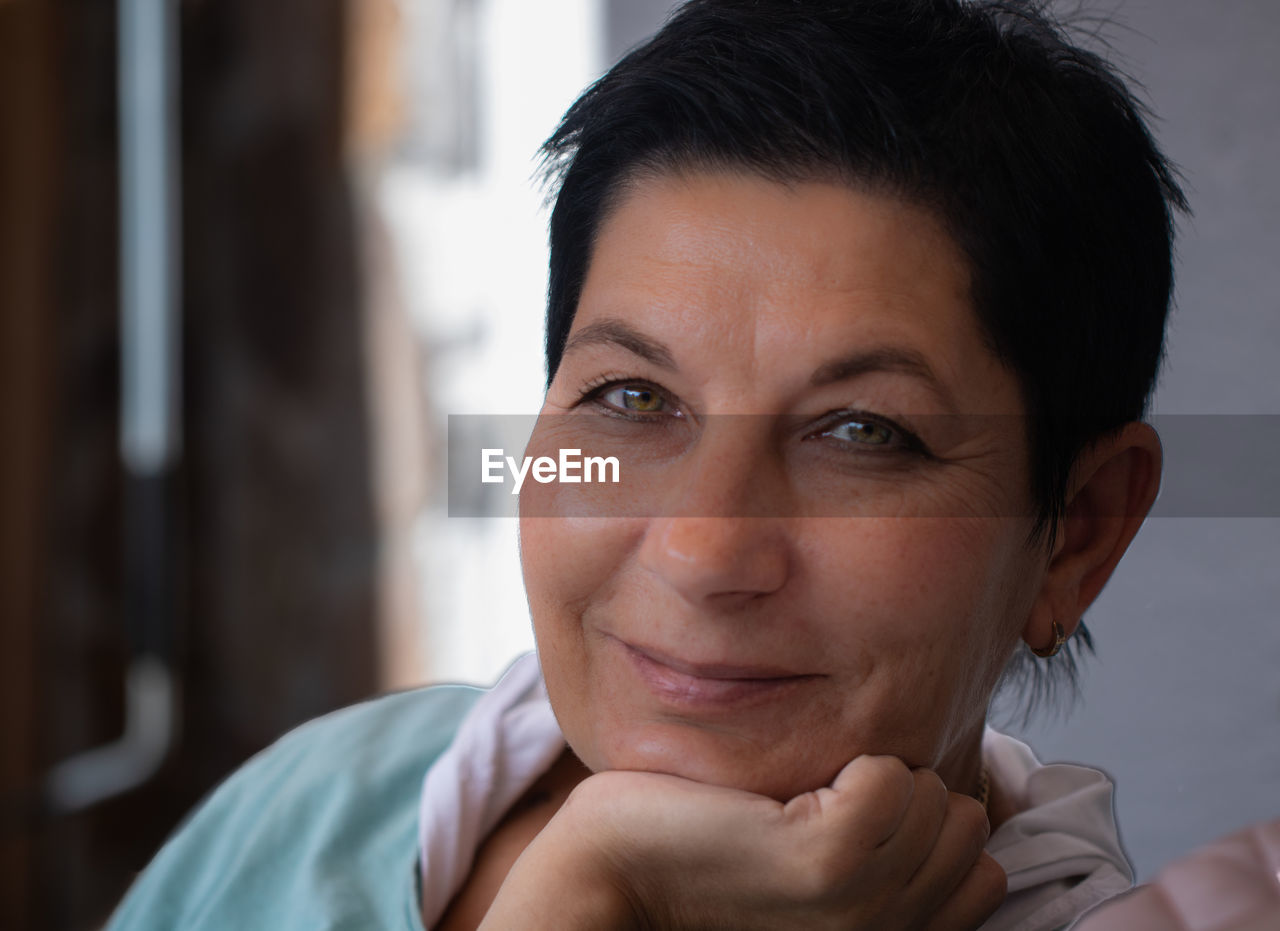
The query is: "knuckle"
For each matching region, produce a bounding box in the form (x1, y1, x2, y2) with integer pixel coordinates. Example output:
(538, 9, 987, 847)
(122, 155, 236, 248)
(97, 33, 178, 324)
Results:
(952, 793, 988, 829)
(879, 758, 917, 803)
(864, 754, 914, 791)
(847, 755, 915, 813)
(914, 769, 948, 813)
(913, 768, 945, 794)
(948, 793, 992, 843)
(973, 852, 1009, 908)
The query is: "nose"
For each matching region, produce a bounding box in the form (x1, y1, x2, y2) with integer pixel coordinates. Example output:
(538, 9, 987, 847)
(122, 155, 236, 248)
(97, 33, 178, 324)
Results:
(640, 516, 790, 606)
(637, 425, 791, 607)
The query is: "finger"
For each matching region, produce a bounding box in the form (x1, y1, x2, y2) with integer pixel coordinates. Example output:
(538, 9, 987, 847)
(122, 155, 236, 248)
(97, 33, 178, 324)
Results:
(906, 792, 994, 916)
(872, 768, 950, 880)
(921, 850, 1007, 931)
(813, 754, 917, 849)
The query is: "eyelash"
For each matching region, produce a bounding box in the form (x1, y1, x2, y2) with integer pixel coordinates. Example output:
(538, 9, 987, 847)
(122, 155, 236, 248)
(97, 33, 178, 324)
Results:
(809, 409, 932, 459)
(578, 373, 931, 463)
(576, 375, 680, 422)
(575, 376, 932, 458)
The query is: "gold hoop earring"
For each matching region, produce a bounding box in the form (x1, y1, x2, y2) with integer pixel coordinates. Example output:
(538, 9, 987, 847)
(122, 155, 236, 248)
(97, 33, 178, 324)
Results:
(1031, 620, 1068, 659)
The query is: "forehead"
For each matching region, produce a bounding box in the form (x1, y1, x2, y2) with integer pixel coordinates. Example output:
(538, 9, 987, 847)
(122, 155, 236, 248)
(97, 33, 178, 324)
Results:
(571, 170, 1017, 414)
(598, 169, 969, 298)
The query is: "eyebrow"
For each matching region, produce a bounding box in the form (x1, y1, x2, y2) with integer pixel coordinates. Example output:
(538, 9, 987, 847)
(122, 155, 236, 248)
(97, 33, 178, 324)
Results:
(811, 346, 956, 408)
(563, 318, 955, 408)
(562, 319, 677, 370)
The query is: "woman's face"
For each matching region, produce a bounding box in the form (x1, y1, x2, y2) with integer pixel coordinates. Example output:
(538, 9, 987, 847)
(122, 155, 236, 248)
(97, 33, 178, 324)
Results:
(520, 170, 1048, 801)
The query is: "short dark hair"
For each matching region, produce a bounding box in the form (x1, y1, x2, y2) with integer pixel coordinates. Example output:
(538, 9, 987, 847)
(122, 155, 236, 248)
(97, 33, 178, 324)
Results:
(538, 0, 1187, 705)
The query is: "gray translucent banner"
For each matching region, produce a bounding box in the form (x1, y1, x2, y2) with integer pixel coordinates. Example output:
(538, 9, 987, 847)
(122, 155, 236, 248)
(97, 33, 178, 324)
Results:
(447, 414, 1280, 518)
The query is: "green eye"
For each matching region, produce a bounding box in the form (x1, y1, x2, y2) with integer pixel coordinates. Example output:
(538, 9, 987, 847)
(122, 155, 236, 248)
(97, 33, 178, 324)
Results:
(826, 419, 894, 446)
(604, 385, 666, 413)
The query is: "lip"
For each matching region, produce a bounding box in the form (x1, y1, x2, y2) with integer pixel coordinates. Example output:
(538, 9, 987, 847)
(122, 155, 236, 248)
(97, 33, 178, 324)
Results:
(611, 636, 822, 709)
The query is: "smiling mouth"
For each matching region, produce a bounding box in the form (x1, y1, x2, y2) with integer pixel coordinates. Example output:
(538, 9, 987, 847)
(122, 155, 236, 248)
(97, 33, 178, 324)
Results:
(613, 637, 822, 708)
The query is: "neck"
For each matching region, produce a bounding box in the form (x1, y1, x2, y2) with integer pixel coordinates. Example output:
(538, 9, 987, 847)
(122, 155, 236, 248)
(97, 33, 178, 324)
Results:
(936, 722, 1016, 832)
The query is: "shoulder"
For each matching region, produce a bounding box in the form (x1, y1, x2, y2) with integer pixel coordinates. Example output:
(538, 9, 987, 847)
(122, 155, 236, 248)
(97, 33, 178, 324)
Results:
(979, 729, 1133, 931)
(108, 684, 484, 931)
(1074, 816, 1280, 931)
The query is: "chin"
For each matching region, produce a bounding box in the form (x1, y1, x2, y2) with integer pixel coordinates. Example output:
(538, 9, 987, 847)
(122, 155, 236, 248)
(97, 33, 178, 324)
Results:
(580, 719, 842, 802)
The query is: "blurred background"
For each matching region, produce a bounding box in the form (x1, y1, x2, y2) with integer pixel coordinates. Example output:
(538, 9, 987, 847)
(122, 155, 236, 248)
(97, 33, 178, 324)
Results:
(0, 0, 1276, 928)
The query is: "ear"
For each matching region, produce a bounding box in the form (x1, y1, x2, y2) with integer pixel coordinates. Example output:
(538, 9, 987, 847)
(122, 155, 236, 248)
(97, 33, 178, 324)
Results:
(1022, 422, 1163, 653)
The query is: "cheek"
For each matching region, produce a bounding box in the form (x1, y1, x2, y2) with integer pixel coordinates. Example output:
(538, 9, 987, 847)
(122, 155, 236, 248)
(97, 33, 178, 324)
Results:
(802, 517, 1007, 631)
(519, 512, 638, 744)
(520, 513, 639, 618)
(801, 518, 1030, 731)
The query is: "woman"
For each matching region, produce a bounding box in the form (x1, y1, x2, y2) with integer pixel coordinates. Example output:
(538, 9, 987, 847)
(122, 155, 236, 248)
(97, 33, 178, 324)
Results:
(109, 1, 1184, 928)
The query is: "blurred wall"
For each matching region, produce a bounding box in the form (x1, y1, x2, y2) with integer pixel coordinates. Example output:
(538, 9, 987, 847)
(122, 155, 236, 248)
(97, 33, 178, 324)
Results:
(2, 1, 383, 927)
(1, 2, 58, 926)
(383, 0, 602, 687)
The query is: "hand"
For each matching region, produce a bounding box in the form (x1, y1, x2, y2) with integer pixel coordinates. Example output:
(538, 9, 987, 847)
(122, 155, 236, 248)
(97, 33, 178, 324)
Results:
(482, 755, 1006, 930)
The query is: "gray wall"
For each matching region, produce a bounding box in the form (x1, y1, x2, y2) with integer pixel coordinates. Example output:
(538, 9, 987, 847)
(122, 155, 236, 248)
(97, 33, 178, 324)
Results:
(606, 0, 1280, 882)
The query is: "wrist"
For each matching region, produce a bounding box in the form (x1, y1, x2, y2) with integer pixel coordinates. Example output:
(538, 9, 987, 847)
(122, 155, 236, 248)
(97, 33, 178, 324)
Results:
(479, 821, 639, 931)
